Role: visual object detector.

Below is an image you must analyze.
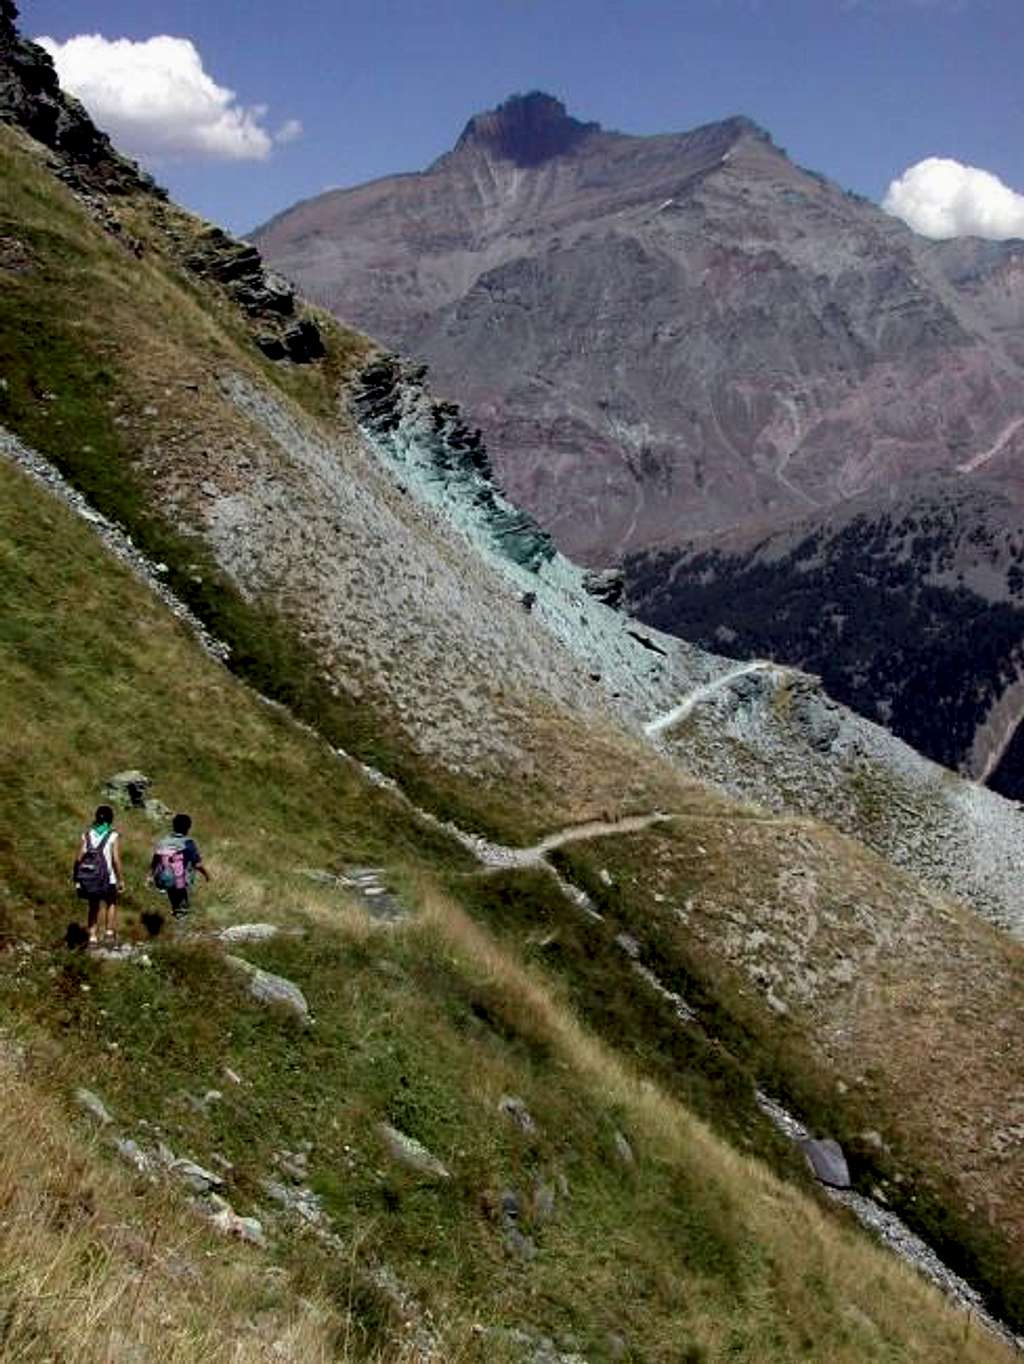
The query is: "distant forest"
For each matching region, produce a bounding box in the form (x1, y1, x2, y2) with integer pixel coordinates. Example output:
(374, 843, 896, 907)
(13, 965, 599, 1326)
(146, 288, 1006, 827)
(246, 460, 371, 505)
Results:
(624, 511, 1024, 799)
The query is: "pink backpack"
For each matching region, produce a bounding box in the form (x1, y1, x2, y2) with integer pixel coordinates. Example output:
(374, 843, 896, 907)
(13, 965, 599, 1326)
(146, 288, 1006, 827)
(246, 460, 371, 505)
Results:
(153, 837, 188, 891)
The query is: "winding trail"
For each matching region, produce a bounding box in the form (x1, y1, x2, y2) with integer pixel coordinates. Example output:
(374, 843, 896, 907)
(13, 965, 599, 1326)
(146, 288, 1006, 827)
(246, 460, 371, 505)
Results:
(957, 416, 1024, 475)
(475, 811, 674, 867)
(643, 660, 774, 737)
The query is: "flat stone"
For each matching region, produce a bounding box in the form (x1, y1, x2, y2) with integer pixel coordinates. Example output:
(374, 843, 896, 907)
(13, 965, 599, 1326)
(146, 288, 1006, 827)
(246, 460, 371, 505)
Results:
(800, 1137, 851, 1189)
(225, 955, 311, 1024)
(613, 1131, 635, 1167)
(377, 1123, 450, 1179)
(201, 1193, 267, 1247)
(170, 1157, 224, 1194)
(218, 923, 280, 944)
(498, 1094, 537, 1134)
(75, 1087, 113, 1125)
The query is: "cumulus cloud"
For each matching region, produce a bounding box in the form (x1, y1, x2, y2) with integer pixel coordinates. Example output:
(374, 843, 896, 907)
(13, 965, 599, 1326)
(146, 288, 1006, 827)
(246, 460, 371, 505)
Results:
(883, 157, 1024, 240)
(36, 33, 299, 162)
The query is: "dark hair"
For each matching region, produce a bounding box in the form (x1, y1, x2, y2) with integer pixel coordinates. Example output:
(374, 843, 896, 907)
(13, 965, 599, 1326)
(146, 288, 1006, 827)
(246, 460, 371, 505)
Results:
(94, 804, 114, 825)
(172, 812, 192, 835)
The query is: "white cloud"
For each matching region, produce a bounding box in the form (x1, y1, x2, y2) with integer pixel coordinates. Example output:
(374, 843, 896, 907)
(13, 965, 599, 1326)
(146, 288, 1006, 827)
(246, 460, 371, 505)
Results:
(883, 157, 1024, 241)
(274, 118, 303, 146)
(36, 33, 299, 162)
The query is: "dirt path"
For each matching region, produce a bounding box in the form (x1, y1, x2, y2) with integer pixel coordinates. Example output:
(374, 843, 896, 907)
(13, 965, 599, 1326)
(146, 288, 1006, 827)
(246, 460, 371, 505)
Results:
(461, 811, 674, 870)
(957, 416, 1024, 475)
(643, 660, 774, 737)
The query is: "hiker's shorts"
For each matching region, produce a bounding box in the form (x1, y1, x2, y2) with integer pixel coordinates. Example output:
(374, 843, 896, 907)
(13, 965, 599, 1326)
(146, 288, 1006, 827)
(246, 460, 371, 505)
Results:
(167, 886, 190, 914)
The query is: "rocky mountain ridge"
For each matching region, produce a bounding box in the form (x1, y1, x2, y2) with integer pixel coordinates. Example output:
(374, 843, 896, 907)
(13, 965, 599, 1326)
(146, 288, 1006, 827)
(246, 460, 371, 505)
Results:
(254, 91, 1024, 566)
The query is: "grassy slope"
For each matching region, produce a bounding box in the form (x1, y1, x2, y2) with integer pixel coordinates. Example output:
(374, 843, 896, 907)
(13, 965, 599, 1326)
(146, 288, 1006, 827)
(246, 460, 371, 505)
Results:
(0, 124, 548, 844)
(545, 818, 1024, 1329)
(0, 116, 1021, 1359)
(0, 453, 1014, 1361)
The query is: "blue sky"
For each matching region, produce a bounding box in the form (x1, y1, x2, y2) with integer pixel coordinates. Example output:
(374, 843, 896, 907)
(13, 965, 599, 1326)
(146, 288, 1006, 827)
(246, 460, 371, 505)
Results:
(24, 0, 1024, 236)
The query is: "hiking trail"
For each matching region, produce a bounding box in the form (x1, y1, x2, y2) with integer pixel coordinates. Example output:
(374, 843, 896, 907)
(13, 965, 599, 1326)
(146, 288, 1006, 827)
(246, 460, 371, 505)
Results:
(643, 660, 774, 737)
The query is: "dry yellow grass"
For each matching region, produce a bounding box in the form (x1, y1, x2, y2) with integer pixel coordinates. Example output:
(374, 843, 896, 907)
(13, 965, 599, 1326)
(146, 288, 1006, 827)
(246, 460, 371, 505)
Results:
(408, 885, 1016, 1363)
(0, 1045, 342, 1362)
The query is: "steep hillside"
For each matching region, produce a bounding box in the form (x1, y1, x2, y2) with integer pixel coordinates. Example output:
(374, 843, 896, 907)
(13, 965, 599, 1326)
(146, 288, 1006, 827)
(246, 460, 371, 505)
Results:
(1, 455, 1017, 1362)
(2, 15, 1024, 1356)
(624, 476, 1024, 795)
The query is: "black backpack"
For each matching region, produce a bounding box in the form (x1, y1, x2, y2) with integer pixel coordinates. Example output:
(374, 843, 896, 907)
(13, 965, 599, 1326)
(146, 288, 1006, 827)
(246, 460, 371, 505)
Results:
(75, 830, 112, 897)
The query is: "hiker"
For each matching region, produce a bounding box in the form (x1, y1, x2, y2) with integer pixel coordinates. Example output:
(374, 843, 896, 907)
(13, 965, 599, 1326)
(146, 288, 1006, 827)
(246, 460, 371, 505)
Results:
(73, 804, 124, 944)
(151, 813, 210, 919)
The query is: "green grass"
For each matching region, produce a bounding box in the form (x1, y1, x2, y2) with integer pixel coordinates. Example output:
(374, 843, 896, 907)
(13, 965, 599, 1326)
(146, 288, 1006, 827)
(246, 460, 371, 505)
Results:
(0, 456, 1012, 1360)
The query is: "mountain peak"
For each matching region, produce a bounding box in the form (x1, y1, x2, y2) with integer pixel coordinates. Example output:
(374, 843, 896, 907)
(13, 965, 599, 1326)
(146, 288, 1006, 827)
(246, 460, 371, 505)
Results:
(453, 92, 600, 167)
(1, 1, 19, 44)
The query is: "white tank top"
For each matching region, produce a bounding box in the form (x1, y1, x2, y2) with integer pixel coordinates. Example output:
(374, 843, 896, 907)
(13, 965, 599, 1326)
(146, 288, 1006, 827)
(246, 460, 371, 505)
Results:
(85, 828, 119, 886)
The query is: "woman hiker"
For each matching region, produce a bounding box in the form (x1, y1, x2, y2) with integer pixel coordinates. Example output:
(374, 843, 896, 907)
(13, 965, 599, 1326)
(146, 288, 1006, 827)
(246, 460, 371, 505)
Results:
(73, 803, 124, 944)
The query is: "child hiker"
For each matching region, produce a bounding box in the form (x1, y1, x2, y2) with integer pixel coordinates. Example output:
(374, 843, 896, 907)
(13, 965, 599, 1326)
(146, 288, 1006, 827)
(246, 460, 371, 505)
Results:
(151, 813, 210, 919)
(73, 804, 124, 944)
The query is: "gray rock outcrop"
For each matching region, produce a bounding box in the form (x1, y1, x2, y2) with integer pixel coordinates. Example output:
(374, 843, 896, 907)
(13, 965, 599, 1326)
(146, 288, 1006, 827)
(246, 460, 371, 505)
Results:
(352, 357, 555, 573)
(225, 955, 311, 1024)
(0, 4, 159, 197)
(377, 1123, 450, 1179)
(75, 1087, 113, 1125)
(218, 923, 281, 945)
(800, 1138, 851, 1190)
(498, 1094, 537, 1134)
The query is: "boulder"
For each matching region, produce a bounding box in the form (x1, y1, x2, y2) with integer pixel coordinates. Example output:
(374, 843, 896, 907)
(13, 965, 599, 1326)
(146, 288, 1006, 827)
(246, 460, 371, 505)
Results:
(800, 1137, 851, 1189)
(583, 567, 625, 609)
(262, 1177, 324, 1226)
(101, 770, 170, 822)
(169, 1157, 224, 1195)
(377, 1123, 450, 1179)
(113, 1137, 153, 1174)
(498, 1094, 537, 1134)
(282, 318, 326, 363)
(273, 1148, 309, 1180)
(102, 770, 151, 808)
(75, 1086, 113, 1125)
(201, 1193, 267, 1247)
(225, 955, 312, 1024)
(500, 1187, 536, 1260)
(218, 923, 281, 944)
(612, 1130, 636, 1167)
